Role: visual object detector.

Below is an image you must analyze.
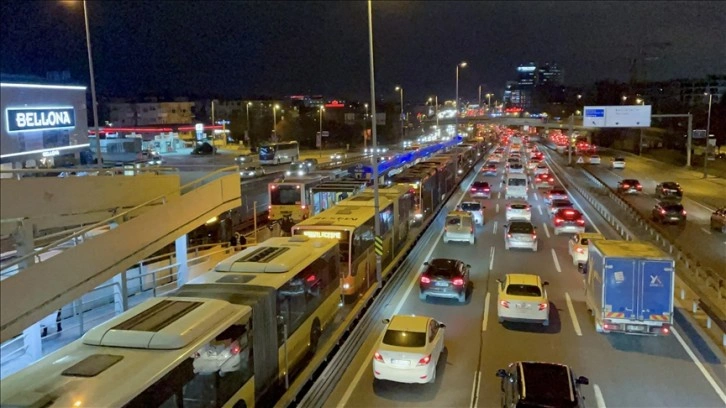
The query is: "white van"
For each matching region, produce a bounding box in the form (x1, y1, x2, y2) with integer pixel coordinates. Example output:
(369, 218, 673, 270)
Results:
(505, 174, 528, 200)
(443, 211, 475, 245)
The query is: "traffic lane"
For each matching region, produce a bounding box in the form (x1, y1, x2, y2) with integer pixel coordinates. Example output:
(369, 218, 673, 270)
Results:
(587, 168, 726, 272)
(478, 203, 726, 408)
(587, 163, 714, 223)
(596, 150, 726, 208)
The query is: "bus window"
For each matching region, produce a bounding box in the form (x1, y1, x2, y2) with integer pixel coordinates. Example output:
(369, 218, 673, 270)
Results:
(126, 322, 253, 408)
(270, 185, 301, 205)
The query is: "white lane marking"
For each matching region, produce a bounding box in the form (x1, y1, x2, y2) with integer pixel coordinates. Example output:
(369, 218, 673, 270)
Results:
(542, 223, 551, 238)
(493, 221, 498, 235)
(533, 191, 539, 200)
(338, 165, 483, 407)
(565, 292, 582, 336)
(551, 248, 562, 273)
(497, 191, 501, 199)
(672, 327, 726, 404)
(470, 370, 482, 408)
(482, 292, 490, 332)
(538, 205, 543, 215)
(701, 227, 712, 235)
(489, 246, 495, 270)
(687, 197, 716, 212)
(496, 203, 500, 213)
(593, 384, 607, 408)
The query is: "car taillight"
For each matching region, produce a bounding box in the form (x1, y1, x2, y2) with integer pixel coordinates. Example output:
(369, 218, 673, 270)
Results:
(484, 188, 490, 191)
(576, 247, 585, 253)
(660, 209, 666, 215)
(230, 341, 241, 355)
(301, 205, 306, 210)
(470, 226, 474, 233)
(420, 275, 431, 284)
(538, 302, 548, 311)
(623, 184, 630, 189)
(532, 234, 537, 239)
(682, 209, 687, 215)
(554, 218, 563, 224)
(507, 233, 512, 238)
(471, 188, 477, 191)
(417, 354, 432, 366)
(374, 352, 384, 362)
(453, 277, 465, 286)
(636, 184, 642, 190)
(576, 219, 585, 226)
(500, 300, 510, 308)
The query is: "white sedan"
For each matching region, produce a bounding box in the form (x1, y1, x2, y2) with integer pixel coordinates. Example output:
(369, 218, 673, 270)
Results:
(505, 202, 532, 222)
(568, 232, 605, 266)
(588, 155, 601, 165)
(373, 315, 446, 384)
(611, 157, 626, 169)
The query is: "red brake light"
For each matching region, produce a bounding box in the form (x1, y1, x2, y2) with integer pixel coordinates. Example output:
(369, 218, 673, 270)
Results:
(420, 275, 431, 284)
(623, 184, 630, 189)
(636, 185, 642, 190)
(417, 354, 432, 366)
(554, 218, 563, 224)
(500, 300, 510, 308)
(306, 274, 317, 283)
(576, 247, 585, 253)
(374, 352, 384, 362)
(301, 205, 306, 210)
(471, 188, 477, 191)
(453, 277, 465, 286)
(507, 233, 512, 238)
(538, 302, 548, 311)
(532, 233, 537, 239)
(230, 341, 241, 355)
(484, 188, 490, 191)
(660, 209, 666, 215)
(682, 209, 687, 215)
(576, 219, 585, 226)
(565, 210, 575, 215)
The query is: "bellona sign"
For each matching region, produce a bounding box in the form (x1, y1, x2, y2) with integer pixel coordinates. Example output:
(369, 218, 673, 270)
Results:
(6, 107, 76, 132)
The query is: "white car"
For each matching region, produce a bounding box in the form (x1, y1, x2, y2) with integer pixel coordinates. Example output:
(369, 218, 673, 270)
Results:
(506, 202, 532, 222)
(497, 274, 550, 326)
(568, 232, 605, 266)
(589, 155, 601, 165)
(330, 152, 346, 162)
(373, 315, 446, 384)
(507, 163, 525, 174)
(534, 164, 549, 176)
(460, 201, 484, 225)
(611, 157, 626, 169)
(504, 221, 538, 252)
(240, 166, 265, 178)
(443, 211, 475, 244)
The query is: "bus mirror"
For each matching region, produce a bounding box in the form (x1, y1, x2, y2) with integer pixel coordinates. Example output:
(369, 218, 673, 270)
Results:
(382, 318, 390, 325)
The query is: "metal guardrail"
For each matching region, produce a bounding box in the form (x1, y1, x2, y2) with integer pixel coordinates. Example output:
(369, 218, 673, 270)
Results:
(543, 144, 726, 347)
(0, 165, 181, 179)
(0, 166, 238, 274)
(277, 149, 488, 407)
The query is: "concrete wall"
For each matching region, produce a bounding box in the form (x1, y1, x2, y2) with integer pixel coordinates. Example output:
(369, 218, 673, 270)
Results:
(0, 174, 181, 233)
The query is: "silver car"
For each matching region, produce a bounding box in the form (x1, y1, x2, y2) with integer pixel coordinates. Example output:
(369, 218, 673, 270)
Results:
(504, 221, 538, 252)
(240, 166, 265, 178)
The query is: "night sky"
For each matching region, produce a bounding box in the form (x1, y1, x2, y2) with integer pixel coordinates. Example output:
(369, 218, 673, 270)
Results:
(2, 1, 724, 102)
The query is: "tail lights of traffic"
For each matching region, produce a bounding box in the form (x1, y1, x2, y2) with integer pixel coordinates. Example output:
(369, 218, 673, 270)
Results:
(417, 354, 432, 366)
(374, 352, 384, 362)
(499, 300, 510, 308)
(538, 302, 548, 311)
(452, 277, 465, 286)
(420, 275, 431, 284)
(576, 219, 585, 226)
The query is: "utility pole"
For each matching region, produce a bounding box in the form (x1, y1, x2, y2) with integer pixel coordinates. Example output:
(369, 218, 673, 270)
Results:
(651, 113, 693, 167)
(568, 114, 574, 165)
(367, 0, 382, 287)
(704, 93, 713, 179)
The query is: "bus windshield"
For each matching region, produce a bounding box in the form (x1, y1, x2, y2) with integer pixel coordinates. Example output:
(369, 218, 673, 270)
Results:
(271, 185, 301, 205)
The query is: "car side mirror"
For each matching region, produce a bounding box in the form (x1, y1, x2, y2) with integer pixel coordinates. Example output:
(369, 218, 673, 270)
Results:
(576, 376, 590, 385)
(466, 264, 471, 269)
(543, 281, 550, 286)
(439, 322, 446, 328)
(496, 369, 507, 378)
(423, 262, 429, 266)
(496, 278, 502, 285)
(382, 318, 390, 324)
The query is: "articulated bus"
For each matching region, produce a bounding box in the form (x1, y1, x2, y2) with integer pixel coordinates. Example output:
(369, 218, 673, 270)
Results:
(393, 166, 440, 221)
(268, 175, 329, 222)
(0, 236, 339, 408)
(310, 180, 368, 214)
(259, 141, 300, 165)
(358, 184, 414, 253)
(292, 195, 395, 301)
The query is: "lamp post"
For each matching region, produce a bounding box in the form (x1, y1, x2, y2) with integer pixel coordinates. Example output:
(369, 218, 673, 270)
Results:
(246, 102, 252, 143)
(79, 0, 103, 169)
(395, 85, 404, 143)
(428, 96, 439, 132)
(455, 61, 467, 138)
(364, 103, 369, 151)
(367, 0, 382, 287)
(485, 93, 492, 110)
(478, 84, 483, 108)
(272, 104, 280, 142)
(704, 92, 713, 178)
(319, 106, 325, 152)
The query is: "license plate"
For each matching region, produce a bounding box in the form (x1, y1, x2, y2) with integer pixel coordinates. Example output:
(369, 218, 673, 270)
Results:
(435, 281, 449, 287)
(391, 359, 410, 366)
(627, 325, 645, 332)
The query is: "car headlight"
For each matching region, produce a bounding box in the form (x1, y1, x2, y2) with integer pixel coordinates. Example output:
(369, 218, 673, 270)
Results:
(297, 170, 304, 176)
(285, 171, 291, 176)
(248, 172, 255, 176)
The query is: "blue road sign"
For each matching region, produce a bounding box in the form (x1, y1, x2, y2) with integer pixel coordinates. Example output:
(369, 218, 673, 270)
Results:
(585, 108, 605, 118)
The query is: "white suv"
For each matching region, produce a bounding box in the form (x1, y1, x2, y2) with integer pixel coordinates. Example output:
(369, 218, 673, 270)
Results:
(506, 202, 532, 222)
(443, 211, 475, 245)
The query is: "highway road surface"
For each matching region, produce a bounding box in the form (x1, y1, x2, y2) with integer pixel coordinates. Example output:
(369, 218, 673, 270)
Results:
(320, 155, 726, 408)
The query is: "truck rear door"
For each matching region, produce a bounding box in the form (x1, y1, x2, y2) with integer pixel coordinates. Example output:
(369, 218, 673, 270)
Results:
(603, 258, 637, 320)
(638, 260, 674, 322)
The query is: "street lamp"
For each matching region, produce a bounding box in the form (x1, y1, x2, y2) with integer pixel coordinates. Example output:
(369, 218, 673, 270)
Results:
(319, 106, 325, 151)
(428, 96, 439, 130)
(485, 93, 492, 110)
(704, 92, 713, 178)
(478, 84, 483, 108)
(635, 98, 644, 105)
(367, 0, 382, 287)
(272, 104, 280, 141)
(395, 85, 404, 142)
(246, 102, 252, 141)
(363, 103, 369, 151)
(455, 61, 467, 138)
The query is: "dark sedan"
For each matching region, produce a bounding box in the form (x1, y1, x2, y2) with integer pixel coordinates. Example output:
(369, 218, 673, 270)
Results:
(419, 258, 471, 303)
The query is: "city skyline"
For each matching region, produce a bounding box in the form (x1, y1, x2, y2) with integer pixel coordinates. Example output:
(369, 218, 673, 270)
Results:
(1, 1, 725, 102)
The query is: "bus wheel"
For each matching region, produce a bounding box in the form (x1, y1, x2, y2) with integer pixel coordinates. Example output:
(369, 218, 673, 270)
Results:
(309, 318, 322, 355)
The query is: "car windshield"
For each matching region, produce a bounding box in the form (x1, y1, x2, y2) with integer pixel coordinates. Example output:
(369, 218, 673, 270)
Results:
(508, 178, 526, 187)
(553, 200, 572, 208)
(473, 182, 489, 188)
(270, 185, 301, 205)
(509, 223, 534, 234)
(244, 167, 257, 171)
(446, 216, 462, 226)
(663, 204, 684, 211)
(662, 182, 680, 189)
(506, 284, 542, 297)
(461, 202, 481, 211)
(550, 190, 566, 196)
(427, 261, 459, 278)
(615, 157, 625, 161)
(510, 204, 528, 210)
(382, 329, 427, 348)
(519, 363, 574, 406)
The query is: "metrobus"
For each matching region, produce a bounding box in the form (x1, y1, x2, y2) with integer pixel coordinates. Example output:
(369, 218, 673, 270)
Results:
(268, 175, 329, 222)
(393, 166, 439, 221)
(0, 236, 339, 408)
(258, 141, 300, 165)
(292, 195, 395, 302)
(357, 184, 414, 253)
(310, 180, 368, 214)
